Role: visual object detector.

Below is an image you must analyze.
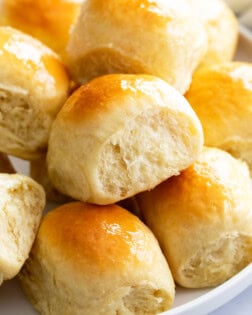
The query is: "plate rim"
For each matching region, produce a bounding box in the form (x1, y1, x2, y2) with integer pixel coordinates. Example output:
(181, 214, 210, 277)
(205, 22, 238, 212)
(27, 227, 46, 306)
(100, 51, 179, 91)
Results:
(161, 264, 252, 315)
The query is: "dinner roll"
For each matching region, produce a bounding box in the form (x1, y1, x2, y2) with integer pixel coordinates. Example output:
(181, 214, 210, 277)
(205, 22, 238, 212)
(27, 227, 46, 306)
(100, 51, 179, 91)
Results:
(137, 147, 252, 288)
(185, 62, 252, 172)
(30, 155, 71, 203)
(0, 153, 15, 173)
(188, 0, 238, 67)
(0, 174, 45, 286)
(1, 0, 82, 58)
(66, 0, 207, 94)
(20, 202, 175, 315)
(0, 26, 69, 160)
(47, 74, 204, 205)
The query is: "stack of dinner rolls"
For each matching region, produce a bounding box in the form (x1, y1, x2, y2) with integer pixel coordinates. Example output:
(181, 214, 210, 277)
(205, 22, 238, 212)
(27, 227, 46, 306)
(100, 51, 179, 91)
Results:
(0, 0, 251, 315)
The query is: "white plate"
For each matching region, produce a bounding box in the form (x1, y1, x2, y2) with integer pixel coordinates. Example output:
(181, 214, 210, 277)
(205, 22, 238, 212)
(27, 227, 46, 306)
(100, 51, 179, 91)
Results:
(0, 28, 252, 315)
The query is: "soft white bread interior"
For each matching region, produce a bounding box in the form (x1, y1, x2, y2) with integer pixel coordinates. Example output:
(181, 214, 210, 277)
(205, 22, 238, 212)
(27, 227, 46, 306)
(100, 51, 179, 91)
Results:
(47, 74, 204, 205)
(188, 0, 238, 67)
(0, 174, 45, 286)
(137, 147, 252, 288)
(0, 152, 15, 173)
(1, 0, 82, 59)
(66, 0, 207, 94)
(30, 155, 71, 203)
(0, 26, 69, 160)
(185, 62, 252, 173)
(20, 202, 175, 315)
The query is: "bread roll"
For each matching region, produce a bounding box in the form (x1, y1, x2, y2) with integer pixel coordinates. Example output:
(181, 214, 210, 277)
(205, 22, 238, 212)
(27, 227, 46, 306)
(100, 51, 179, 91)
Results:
(20, 202, 175, 315)
(1, 0, 82, 58)
(30, 155, 71, 203)
(137, 147, 252, 288)
(188, 0, 238, 67)
(185, 62, 252, 173)
(66, 0, 207, 94)
(47, 74, 204, 205)
(0, 174, 45, 285)
(0, 26, 69, 160)
(0, 153, 15, 173)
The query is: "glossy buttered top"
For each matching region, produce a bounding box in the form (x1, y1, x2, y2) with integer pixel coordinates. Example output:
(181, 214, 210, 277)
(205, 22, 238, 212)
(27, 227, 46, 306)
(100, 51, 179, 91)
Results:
(0, 26, 69, 115)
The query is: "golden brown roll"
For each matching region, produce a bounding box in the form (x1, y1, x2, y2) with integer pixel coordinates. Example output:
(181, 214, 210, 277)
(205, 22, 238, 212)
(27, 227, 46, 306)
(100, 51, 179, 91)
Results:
(188, 0, 238, 67)
(1, 0, 82, 58)
(137, 147, 252, 288)
(20, 202, 175, 315)
(0, 26, 69, 160)
(0, 153, 15, 173)
(30, 155, 71, 203)
(0, 174, 45, 286)
(47, 74, 204, 205)
(185, 62, 252, 172)
(66, 0, 207, 94)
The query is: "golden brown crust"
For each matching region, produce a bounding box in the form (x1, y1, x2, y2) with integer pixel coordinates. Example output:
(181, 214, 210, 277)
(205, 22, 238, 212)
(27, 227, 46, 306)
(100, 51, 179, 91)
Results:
(58, 74, 183, 123)
(39, 202, 162, 271)
(85, 0, 192, 27)
(185, 62, 252, 172)
(0, 26, 69, 114)
(20, 202, 175, 314)
(2, 0, 82, 58)
(67, 0, 207, 93)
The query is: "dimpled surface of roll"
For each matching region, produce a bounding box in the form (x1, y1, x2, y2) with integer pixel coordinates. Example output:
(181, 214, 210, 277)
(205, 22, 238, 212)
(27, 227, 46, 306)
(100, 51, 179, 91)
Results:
(67, 0, 207, 94)
(188, 0, 238, 67)
(47, 74, 204, 205)
(137, 147, 252, 288)
(0, 174, 45, 286)
(185, 62, 252, 173)
(1, 0, 82, 58)
(0, 27, 69, 160)
(20, 202, 175, 315)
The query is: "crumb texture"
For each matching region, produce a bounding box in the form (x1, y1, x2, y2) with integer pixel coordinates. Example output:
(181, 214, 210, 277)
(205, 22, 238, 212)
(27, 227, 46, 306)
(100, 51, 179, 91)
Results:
(0, 174, 45, 281)
(97, 108, 200, 201)
(0, 86, 51, 159)
(181, 233, 252, 287)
